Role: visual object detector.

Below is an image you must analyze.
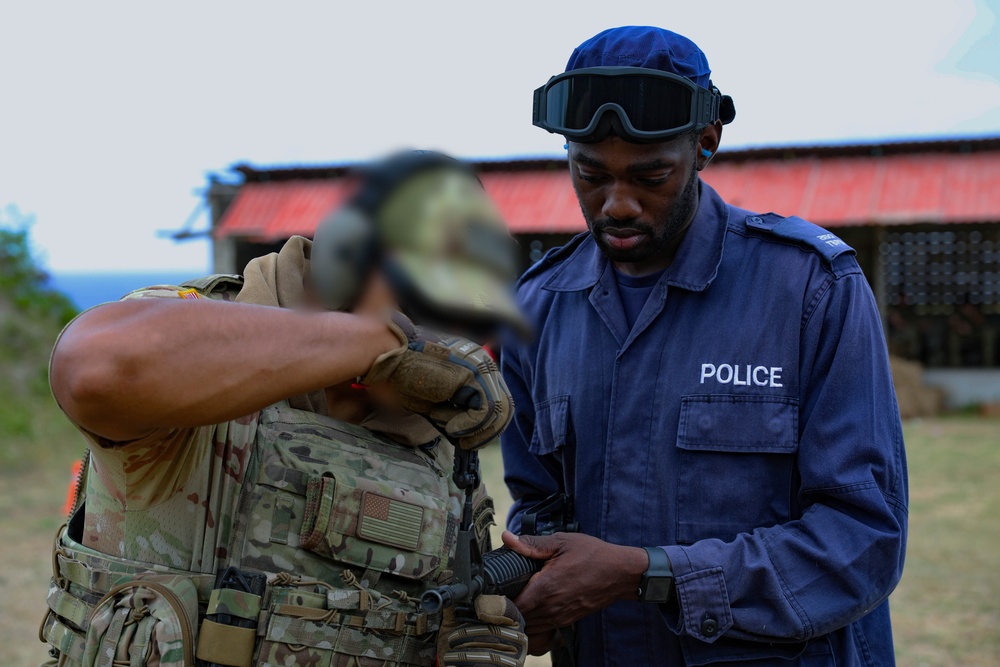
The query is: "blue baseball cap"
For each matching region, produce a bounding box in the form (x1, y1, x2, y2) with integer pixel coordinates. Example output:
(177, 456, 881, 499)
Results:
(565, 26, 712, 88)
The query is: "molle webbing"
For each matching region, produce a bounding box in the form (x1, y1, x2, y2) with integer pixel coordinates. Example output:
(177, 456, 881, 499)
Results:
(42, 404, 466, 666)
(43, 526, 440, 666)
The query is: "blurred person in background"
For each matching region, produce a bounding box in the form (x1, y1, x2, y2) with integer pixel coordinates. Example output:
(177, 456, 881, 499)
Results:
(41, 150, 530, 667)
(500, 26, 908, 666)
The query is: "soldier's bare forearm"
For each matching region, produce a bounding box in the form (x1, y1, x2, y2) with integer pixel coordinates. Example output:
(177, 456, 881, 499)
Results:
(50, 299, 399, 441)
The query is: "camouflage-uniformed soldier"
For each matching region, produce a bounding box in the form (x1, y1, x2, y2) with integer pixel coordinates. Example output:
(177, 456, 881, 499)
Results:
(41, 151, 529, 667)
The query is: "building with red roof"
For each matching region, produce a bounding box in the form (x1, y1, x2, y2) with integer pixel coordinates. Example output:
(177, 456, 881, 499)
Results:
(204, 136, 1000, 406)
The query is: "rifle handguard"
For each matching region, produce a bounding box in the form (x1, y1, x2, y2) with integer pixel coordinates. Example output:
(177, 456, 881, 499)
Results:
(420, 546, 542, 613)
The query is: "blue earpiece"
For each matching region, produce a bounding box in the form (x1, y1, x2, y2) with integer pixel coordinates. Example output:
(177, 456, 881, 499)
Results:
(701, 148, 713, 158)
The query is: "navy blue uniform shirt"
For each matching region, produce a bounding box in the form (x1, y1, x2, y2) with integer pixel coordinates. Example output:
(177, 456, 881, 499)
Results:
(500, 182, 908, 666)
(614, 266, 666, 330)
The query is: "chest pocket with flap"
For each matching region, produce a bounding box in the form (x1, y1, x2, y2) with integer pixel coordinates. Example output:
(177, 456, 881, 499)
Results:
(675, 394, 799, 545)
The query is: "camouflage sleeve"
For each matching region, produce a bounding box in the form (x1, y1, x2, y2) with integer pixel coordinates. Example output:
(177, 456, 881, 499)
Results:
(83, 426, 213, 510)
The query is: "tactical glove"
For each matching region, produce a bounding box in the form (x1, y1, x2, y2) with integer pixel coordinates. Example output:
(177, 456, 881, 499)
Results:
(437, 595, 529, 667)
(362, 312, 513, 450)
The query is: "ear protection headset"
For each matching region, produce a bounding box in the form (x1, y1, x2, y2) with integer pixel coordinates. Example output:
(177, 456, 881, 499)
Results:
(310, 150, 479, 312)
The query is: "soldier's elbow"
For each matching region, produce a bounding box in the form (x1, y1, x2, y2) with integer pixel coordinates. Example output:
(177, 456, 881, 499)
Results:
(51, 318, 143, 427)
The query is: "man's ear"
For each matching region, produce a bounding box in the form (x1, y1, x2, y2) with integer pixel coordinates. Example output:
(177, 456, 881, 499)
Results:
(696, 122, 723, 171)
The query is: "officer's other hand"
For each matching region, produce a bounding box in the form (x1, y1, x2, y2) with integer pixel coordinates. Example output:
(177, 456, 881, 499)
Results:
(500, 530, 648, 631)
(362, 311, 513, 450)
(437, 594, 529, 667)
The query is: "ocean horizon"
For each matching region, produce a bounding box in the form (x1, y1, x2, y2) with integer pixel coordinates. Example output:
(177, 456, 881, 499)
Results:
(45, 270, 210, 311)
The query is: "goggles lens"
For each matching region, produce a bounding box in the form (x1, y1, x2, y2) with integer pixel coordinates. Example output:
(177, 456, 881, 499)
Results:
(534, 67, 721, 141)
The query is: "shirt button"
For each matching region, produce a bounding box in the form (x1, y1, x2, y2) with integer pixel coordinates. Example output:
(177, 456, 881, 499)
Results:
(748, 216, 763, 224)
(701, 617, 718, 636)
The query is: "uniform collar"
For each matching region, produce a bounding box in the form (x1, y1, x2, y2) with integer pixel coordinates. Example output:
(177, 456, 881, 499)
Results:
(542, 180, 729, 293)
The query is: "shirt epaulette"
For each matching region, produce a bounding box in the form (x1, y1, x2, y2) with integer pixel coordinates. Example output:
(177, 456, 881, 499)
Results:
(745, 214, 855, 265)
(516, 233, 590, 288)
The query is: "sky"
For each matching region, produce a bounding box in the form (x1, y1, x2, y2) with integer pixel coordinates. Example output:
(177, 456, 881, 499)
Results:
(2, 0, 999, 274)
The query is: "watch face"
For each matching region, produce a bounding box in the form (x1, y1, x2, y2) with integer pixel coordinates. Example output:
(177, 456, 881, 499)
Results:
(643, 577, 674, 603)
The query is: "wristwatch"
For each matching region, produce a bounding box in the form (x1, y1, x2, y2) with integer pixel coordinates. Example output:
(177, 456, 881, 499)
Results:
(638, 546, 674, 603)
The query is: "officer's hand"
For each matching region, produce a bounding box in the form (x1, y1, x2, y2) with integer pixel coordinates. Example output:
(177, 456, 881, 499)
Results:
(362, 312, 513, 450)
(437, 595, 529, 667)
(500, 531, 648, 631)
(525, 627, 563, 657)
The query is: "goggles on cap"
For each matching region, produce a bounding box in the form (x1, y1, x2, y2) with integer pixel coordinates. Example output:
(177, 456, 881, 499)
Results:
(533, 66, 729, 143)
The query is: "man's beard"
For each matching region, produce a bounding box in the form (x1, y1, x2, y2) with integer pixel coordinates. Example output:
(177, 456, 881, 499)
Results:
(585, 169, 699, 264)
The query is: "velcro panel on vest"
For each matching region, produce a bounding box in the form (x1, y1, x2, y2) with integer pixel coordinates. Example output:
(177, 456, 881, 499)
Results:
(298, 472, 447, 580)
(207, 588, 262, 621)
(195, 619, 256, 667)
(745, 214, 855, 264)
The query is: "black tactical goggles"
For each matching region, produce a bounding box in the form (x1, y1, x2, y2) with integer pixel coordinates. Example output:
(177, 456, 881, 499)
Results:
(532, 66, 735, 143)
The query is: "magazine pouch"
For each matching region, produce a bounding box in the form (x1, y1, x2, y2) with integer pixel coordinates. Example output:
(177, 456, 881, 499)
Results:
(82, 573, 199, 667)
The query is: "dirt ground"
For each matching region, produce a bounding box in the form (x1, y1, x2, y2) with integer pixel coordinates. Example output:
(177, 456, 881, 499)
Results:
(1, 466, 69, 666)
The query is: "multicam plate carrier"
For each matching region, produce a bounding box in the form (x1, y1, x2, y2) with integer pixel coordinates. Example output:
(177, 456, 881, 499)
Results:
(41, 403, 495, 667)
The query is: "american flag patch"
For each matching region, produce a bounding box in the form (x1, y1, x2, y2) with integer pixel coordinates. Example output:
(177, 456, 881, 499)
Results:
(177, 289, 200, 300)
(357, 492, 423, 551)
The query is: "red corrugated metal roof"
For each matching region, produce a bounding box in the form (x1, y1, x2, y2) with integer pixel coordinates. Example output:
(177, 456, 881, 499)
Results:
(479, 171, 584, 233)
(214, 180, 355, 241)
(703, 153, 1000, 227)
(215, 151, 1000, 239)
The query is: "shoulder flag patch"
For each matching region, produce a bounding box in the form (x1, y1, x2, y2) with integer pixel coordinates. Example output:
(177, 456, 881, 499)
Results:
(177, 288, 201, 300)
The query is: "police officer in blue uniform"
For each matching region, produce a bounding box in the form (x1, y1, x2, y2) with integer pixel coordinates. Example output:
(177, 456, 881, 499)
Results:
(499, 26, 908, 666)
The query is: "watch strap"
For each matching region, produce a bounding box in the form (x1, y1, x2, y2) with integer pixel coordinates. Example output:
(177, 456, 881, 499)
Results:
(639, 546, 674, 603)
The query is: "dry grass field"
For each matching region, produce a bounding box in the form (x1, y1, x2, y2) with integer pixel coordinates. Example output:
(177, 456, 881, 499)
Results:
(2, 401, 997, 666)
(885, 416, 1000, 666)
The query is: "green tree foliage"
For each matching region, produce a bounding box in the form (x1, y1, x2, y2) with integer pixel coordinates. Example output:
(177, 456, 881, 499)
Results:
(0, 204, 77, 327)
(1, 205, 79, 421)
(0, 207, 83, 467)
